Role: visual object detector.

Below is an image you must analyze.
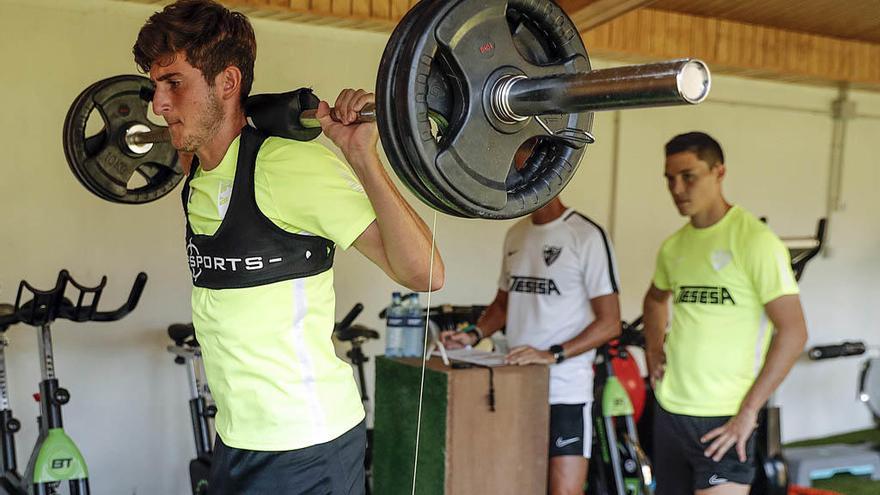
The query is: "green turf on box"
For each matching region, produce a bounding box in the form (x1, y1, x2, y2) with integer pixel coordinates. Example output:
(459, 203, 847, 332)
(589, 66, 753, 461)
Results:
(373, 357, 447, 495)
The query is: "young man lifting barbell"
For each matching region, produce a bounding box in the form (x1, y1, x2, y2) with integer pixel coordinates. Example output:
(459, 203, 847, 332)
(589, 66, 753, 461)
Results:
(133, 1, 444, 493)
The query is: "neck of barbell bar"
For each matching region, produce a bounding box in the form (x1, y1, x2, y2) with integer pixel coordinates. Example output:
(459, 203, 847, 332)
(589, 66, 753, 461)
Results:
(126, 128, 170, 147)
(298, 103, 377, 128)
(125, 103, 379, 148)
(501, 59, 711, 120)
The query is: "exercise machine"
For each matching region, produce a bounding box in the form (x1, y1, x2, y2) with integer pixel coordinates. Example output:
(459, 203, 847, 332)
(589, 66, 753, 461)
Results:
(333, 304, 379, 495)
(166, 323, 214, 495)
(783, 341, 880, 486)
(0, 270, 146, 495)
(587, 319, 654, 495)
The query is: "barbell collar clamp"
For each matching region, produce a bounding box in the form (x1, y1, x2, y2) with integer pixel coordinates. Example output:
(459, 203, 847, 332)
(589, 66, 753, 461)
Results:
(491, 75, 530, 125)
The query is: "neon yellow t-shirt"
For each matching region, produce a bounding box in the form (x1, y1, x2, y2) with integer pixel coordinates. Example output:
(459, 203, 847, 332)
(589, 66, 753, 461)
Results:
(652, 206, 799, 416)
(187, 135, 375, 450)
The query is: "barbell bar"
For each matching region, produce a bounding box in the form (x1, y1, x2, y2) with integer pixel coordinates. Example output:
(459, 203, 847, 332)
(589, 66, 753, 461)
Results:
(64, 0, 713, 217)
(122, 60, 708, 153)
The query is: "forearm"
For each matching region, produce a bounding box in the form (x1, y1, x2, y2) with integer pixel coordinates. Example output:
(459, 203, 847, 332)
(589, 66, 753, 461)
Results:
(475, 297, 507, 339)
(561, 316, 620, 359)
(643, 294, 669, 354)
(349, 151, 444, 291)
(738, 323, 808, 414)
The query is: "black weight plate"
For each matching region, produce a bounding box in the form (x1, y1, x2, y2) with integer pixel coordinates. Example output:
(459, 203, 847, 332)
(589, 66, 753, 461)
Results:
(63, 75, 182, 204)
(411, 0, 592, 218)
(66, 75, 182, 203)
(387, 0, 593, 219)
(376, 0, 466, 217)
(64, 76, 176, 203)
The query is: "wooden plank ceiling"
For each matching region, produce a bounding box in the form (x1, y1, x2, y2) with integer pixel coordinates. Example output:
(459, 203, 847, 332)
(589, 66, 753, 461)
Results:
(651, 0, 880, 44)
(124, 0, 880, 89)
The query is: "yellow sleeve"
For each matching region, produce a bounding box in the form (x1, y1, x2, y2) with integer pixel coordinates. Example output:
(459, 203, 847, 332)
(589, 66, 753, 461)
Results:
(652, 241, 671, 291)
(743, 229, 800, 304)
(256, 137, 376, 250)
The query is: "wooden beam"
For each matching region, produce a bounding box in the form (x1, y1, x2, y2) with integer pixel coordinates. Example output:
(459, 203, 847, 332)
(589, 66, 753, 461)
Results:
(557, 0, 657, 31)
(581, 8, 880, 88)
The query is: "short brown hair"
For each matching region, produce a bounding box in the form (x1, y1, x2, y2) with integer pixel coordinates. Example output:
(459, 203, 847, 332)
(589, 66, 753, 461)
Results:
(133, 0, 256, 104)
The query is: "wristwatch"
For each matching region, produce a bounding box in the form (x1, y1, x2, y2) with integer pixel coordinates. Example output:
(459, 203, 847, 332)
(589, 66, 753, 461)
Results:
(464, 325, 484, 344)
(550, 344, 566, 363)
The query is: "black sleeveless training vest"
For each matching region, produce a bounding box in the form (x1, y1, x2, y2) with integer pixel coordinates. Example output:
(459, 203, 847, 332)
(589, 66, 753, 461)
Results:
(181, 126, 335, 289)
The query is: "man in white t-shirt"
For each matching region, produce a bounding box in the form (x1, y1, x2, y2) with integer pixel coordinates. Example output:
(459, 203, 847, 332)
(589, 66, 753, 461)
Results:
(443, 196, 622, 495)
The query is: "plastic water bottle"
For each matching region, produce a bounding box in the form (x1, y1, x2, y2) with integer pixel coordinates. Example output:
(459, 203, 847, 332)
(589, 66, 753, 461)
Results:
(400, 294, 414, 357)
(384, 292, 404, 357)
(402, 293, 425, 357)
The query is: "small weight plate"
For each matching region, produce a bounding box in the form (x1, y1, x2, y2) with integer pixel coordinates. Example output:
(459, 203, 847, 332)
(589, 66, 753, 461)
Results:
(63, 75, 182, 204)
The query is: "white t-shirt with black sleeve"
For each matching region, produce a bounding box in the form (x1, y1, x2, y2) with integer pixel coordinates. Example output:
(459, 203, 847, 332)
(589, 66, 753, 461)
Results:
(498, 209, 620, 404)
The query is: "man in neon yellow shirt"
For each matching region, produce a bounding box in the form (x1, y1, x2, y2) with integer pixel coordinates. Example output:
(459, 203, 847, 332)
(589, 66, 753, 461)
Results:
(133, 1, 444, 493)
(643, 132, 807, 495)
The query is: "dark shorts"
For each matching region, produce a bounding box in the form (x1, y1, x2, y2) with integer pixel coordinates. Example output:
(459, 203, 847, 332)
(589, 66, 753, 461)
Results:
(549, 403, 592, 458)
(653, 403, 756, 493)
(208, 421, 366, 495)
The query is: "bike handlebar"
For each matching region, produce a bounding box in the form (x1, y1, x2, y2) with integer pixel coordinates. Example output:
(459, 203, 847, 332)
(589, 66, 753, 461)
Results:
(808, 341, 866, 360)
(88, 272, 148, 322)
(0, 270, 148, 329)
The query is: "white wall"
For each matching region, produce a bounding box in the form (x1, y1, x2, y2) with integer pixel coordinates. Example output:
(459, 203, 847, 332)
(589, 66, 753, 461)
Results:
(0, 0, 877, 493)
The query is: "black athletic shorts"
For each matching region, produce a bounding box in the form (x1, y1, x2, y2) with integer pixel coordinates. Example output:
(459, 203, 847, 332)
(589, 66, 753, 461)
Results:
(208, 420, 366, 495)
(549, 403, 592, 458)
(653, 403, 756, 493)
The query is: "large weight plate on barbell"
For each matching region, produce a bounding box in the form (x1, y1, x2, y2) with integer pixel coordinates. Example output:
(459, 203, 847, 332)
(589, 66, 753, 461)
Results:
(378, 0, 593, 219)
(63, 75, 182, 204)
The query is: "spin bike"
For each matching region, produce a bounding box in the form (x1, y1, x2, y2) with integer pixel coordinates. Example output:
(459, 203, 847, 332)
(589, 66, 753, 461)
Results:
(334, 303, 379, 495)
(166, 323, 213, 495)
(0, 270, 147, 495)
(587, 319, 655, 495)
(166, 304, 379, 495)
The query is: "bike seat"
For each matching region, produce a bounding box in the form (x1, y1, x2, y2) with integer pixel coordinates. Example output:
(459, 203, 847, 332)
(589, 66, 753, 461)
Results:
(336, 324, 379, 342)
(168, 323, 196, 346)
(0, 304, 15, 332)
